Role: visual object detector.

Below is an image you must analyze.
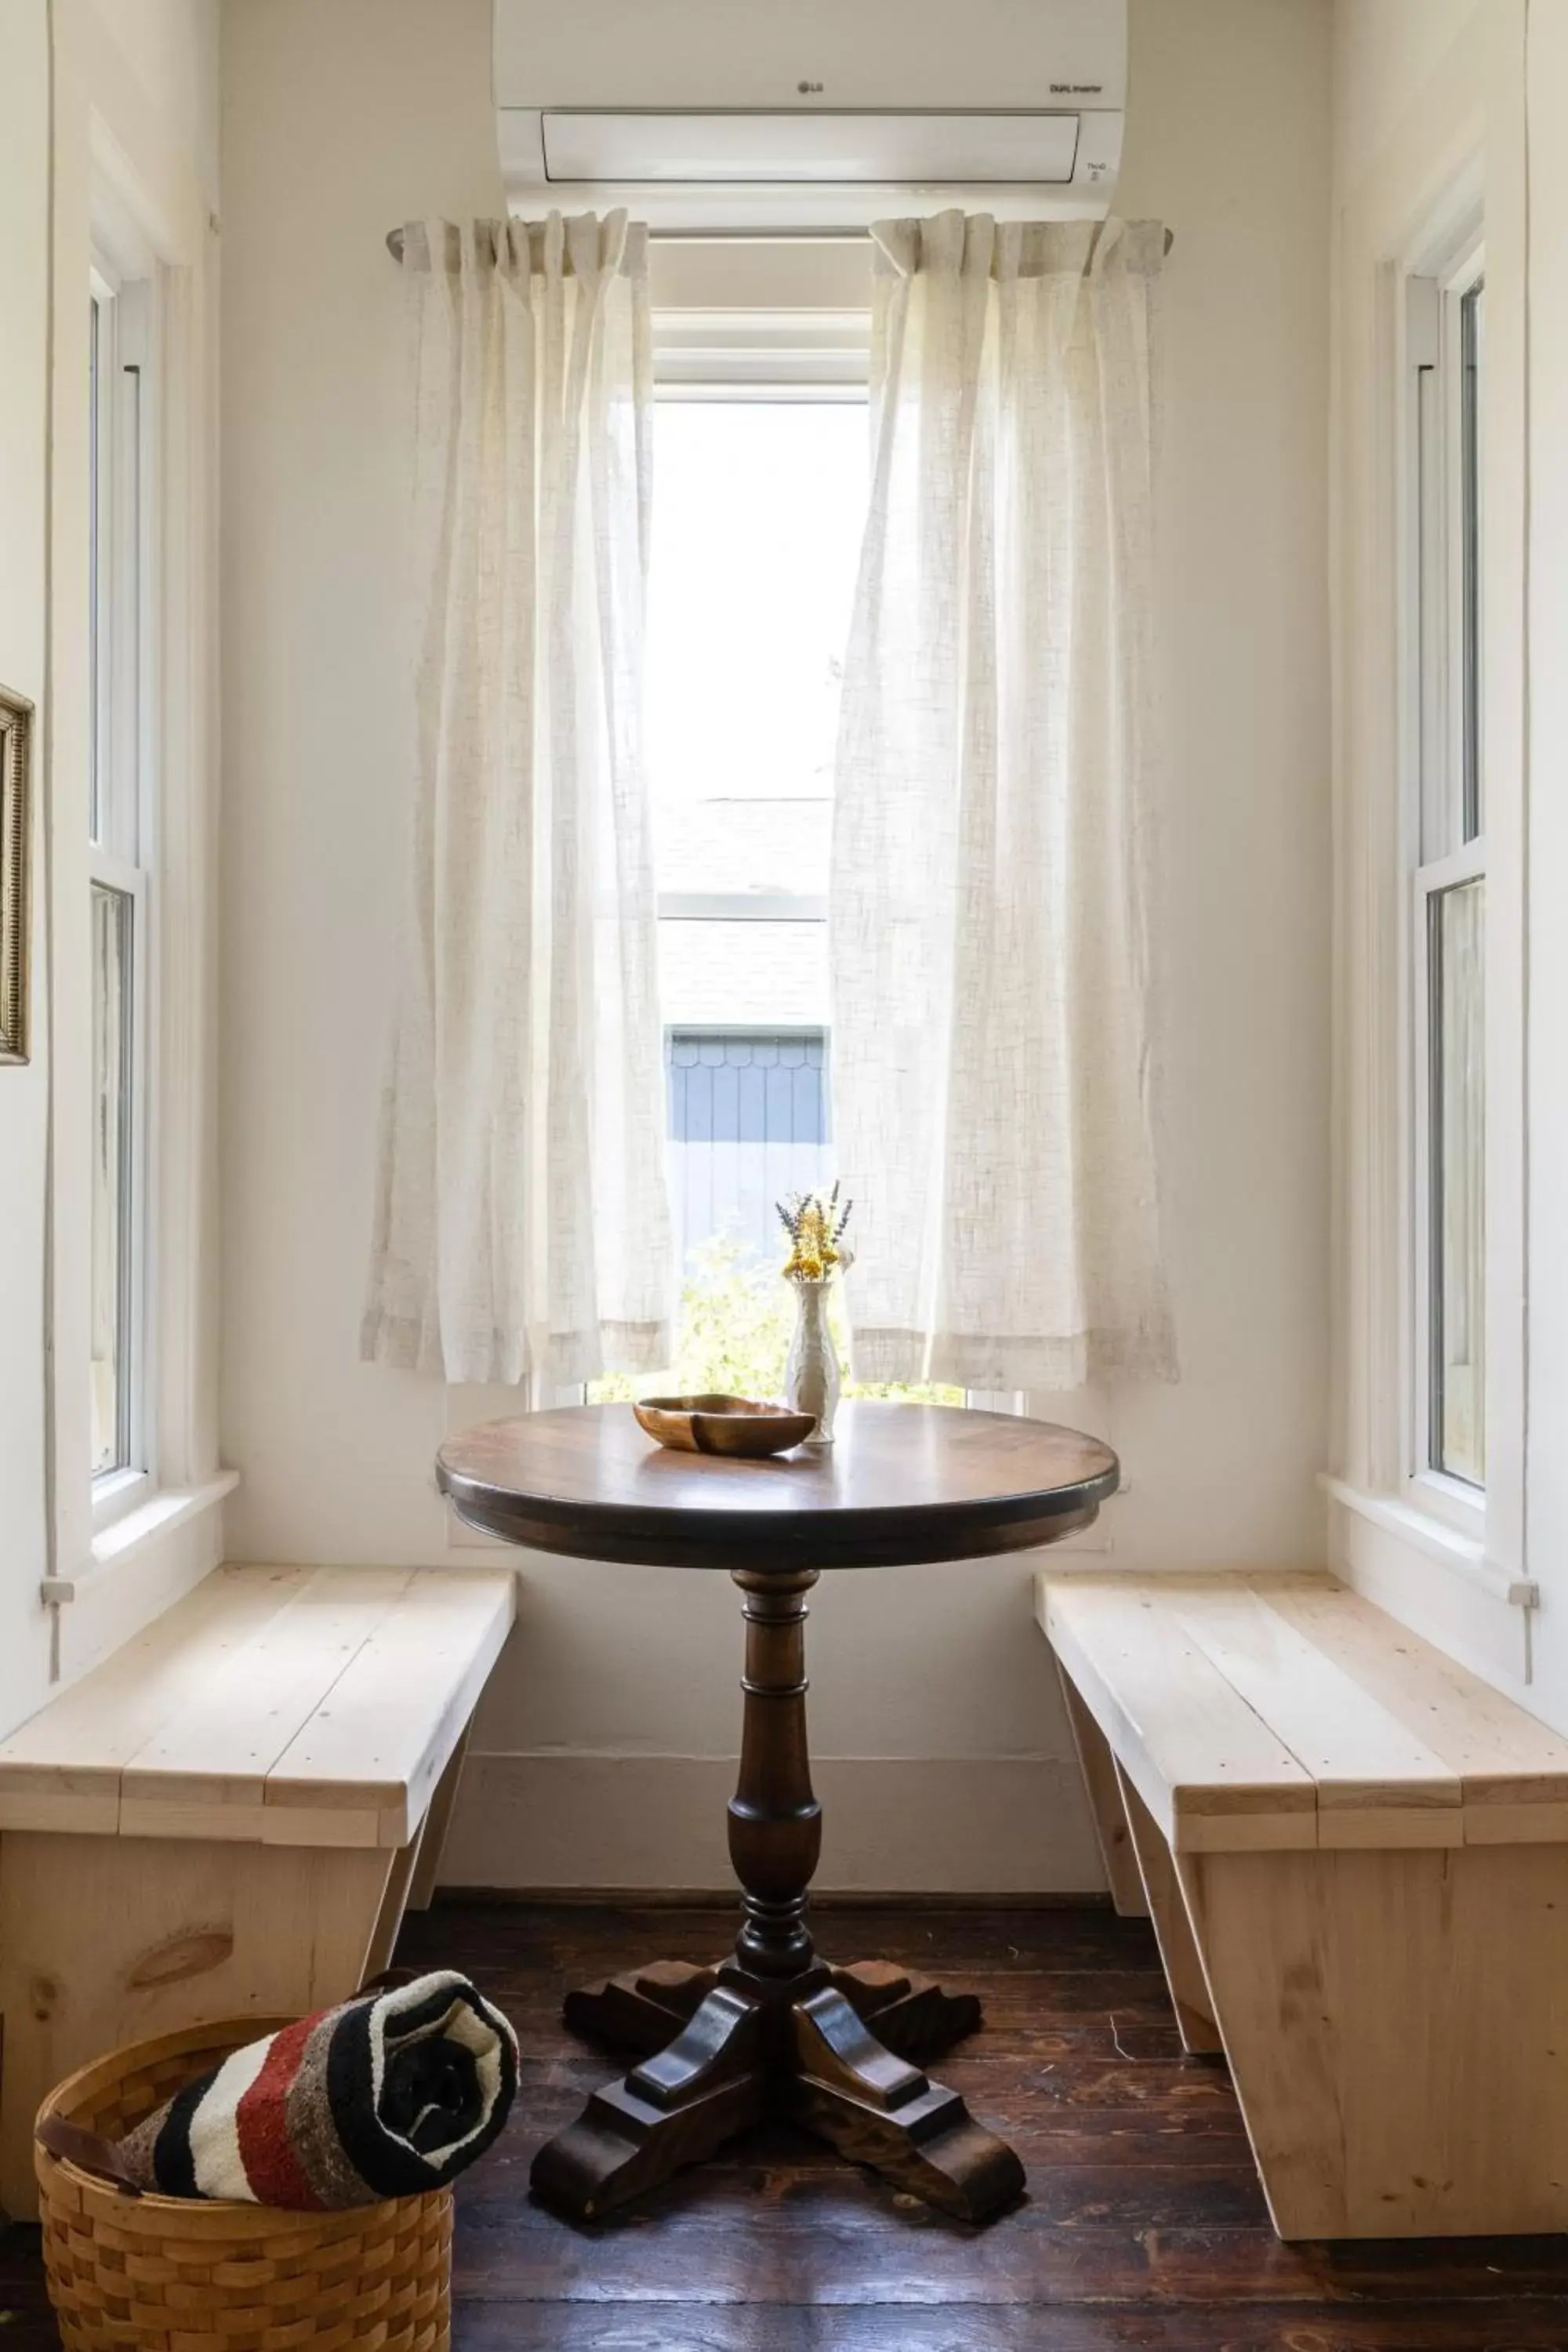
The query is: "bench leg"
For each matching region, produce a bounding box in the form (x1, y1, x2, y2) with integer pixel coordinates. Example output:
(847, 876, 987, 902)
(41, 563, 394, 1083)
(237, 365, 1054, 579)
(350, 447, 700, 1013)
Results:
(1112, 1764, 1222, 2055)
(363, 1834, 426, 1984)
(1055, 1665, 1148, 1918)
(407, 1728, 470, 1915)
(0, 1831, 400, 2220)
(1178, 1841, 1568, 2238)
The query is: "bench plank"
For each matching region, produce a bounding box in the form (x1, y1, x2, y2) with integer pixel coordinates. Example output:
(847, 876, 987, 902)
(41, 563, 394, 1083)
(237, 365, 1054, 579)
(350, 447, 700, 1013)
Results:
(1040, 1569, 1568, 1849)
(0, 1567, 315, 1832)
(1163, 1584, 1461, 1842)
(264, 1570, 517, 1846)
(1259, 1574, 1568, 1831)
(1037, 1577, 1316, 1853)
(118, 1567, 419, 1839)
(0, 1564, 517, 1847)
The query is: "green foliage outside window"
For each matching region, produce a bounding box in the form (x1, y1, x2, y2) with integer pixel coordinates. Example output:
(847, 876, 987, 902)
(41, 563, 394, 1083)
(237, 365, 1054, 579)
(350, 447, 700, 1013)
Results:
(590, 1229, 962, 1408)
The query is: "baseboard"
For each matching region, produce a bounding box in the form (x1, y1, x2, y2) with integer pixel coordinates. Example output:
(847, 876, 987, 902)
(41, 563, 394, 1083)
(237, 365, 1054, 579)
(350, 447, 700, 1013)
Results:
(433, 1885, 1112, 1908)
(439, 1751, 1107, 1895)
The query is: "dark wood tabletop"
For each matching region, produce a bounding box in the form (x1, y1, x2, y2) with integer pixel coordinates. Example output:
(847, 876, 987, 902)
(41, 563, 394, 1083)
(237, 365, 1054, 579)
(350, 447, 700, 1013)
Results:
(437, 1399, 1120, 1571)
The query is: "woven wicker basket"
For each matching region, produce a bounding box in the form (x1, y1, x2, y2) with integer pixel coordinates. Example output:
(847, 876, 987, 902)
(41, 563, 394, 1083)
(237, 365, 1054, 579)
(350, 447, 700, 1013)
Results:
(34, 2016, 453, 2352)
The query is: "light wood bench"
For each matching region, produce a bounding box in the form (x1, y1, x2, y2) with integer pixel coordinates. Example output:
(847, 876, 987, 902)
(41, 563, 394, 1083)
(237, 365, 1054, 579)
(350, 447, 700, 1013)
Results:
(0, 1563, 515, 2217)
(1037, 1568, 1568, 2241)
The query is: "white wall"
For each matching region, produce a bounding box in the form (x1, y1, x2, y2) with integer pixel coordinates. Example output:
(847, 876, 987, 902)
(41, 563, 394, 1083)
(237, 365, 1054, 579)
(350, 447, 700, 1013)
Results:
(220, 0, 1332, 1889)
(1519, 0, 1568, 1727)
(0, 0, 223, 1739)
(1332, 0, 1483, 198)
(0, 1, 57, 1737)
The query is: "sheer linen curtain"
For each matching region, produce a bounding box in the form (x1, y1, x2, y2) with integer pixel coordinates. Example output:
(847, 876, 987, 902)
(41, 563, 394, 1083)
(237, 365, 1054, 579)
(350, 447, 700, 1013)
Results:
(362, 214, 674, 1388)
(831, 212, 1176, 1393)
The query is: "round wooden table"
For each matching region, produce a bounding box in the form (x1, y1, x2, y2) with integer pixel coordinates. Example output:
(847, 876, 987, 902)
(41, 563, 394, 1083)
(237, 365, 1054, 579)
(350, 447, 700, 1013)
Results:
(437, 1399, 1120, 2223)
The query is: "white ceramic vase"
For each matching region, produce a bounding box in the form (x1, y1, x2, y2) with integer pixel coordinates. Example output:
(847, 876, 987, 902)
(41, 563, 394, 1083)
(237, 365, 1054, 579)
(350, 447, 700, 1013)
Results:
(784, 1277, 840, 1444)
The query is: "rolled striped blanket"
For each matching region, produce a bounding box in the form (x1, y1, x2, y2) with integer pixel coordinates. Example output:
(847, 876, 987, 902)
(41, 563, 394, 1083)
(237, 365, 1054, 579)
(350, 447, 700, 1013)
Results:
(113, 1971, 518, 2207)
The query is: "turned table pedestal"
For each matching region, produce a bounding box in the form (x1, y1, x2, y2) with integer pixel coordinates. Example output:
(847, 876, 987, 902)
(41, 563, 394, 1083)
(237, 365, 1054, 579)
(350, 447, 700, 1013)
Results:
(437, 1399, 1119, 2223)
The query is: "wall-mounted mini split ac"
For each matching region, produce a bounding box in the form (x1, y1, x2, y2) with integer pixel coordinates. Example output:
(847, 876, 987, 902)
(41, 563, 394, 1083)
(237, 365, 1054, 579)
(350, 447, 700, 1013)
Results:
(492, 0, 1127, 230)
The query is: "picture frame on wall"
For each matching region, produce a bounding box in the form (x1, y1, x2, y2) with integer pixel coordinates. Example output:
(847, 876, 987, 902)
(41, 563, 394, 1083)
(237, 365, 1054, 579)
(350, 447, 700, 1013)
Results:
(1, 685, 33, 1065)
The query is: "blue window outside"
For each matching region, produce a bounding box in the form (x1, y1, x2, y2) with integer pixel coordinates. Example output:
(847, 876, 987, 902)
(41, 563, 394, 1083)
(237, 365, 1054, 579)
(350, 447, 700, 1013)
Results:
(666, 1029, 829, 1276)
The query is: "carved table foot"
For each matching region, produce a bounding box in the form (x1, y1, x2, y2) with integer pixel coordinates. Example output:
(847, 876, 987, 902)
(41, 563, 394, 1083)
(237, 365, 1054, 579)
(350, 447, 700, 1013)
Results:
(562, 1958, 720, 2056)
(829, 1959, 983, 2066)
(532, 1982, 768, 2220)
(534, 1955, 1016, 2224)
(790, 1985, 1024, 2223)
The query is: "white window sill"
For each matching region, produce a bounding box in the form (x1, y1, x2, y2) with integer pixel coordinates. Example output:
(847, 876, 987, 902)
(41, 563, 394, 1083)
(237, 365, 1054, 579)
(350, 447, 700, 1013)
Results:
(92, 1465, 156, 1537)
(1319, 1472, 1536, 1609)
(1405, 1466, 1486, 1541)
(42, 1472, 240, 1602)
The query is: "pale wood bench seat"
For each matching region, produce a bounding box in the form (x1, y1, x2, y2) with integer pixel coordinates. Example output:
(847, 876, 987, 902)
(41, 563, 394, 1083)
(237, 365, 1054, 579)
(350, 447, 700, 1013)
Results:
(1036, 1569, 1568, 2241)
(0, 1564, 516, 2216)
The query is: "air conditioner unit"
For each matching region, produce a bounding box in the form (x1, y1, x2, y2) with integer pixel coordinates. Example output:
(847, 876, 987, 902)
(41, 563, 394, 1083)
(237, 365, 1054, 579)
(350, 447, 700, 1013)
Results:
(493, 0, 1127, 231)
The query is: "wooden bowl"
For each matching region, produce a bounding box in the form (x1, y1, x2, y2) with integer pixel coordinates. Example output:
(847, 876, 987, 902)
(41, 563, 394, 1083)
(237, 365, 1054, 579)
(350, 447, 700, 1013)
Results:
(633, 1396, 817, 1457)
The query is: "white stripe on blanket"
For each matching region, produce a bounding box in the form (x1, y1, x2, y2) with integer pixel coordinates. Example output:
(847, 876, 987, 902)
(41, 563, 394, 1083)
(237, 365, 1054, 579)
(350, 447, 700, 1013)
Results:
(187, 2032, 274, 2201)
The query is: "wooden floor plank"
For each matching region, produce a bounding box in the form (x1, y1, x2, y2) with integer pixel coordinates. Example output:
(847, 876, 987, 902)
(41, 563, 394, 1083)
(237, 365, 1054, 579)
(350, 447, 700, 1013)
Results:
(450, 2304, 1568, 2352)
(7, 1898, 1568, 2350)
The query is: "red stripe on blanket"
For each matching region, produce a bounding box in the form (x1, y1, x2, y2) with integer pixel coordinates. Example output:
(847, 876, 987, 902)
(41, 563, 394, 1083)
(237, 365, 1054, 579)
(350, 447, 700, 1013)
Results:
(235, 2011, 328, 2209)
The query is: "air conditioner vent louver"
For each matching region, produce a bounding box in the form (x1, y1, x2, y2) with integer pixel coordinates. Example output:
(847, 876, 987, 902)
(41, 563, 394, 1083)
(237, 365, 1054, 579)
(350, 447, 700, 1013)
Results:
(540, 112, 1084, 190)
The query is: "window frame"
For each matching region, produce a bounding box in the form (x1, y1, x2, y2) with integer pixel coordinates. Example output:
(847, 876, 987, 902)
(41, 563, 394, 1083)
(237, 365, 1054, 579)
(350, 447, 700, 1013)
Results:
(87, 254, 159, 1530)
(1401, 227, 1487, 1539)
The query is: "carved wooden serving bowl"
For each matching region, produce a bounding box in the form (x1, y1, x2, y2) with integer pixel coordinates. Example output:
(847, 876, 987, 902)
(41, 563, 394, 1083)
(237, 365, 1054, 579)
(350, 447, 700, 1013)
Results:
(633, 1396, 817, 1457)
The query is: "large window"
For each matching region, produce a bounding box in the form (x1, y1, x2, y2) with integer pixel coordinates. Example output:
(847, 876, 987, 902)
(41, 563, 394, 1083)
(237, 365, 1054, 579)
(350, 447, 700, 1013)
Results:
(88, 263, 154, 1506)
(586, 392, 956, 1403)
(619, 397, 862, 1399)
(1410, 251, 1485, 1492)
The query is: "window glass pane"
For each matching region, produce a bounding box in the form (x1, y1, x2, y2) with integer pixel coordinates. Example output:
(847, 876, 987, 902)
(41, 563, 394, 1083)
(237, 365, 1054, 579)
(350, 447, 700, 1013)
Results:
(89, 296, 103, 845)
(1461, 280, 1483, 844)
(1430, 877, 1485, 1484)
(90, 883, 133, 1475)
(648, 401, 866, 898)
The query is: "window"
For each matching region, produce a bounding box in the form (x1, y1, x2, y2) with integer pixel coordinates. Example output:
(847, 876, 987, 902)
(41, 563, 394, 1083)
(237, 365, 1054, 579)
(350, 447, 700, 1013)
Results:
(623, 397, 859, 1398)
(88, 263, 154, 1504)
(1409, 250, 1485, 1493)
(584, 388, 956, 1406)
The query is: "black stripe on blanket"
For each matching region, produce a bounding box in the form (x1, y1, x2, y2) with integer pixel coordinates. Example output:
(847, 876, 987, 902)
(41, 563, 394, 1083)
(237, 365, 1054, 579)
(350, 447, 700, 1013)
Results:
(327, 1974, 518, 2201)
(151, 2071, 209, 2201)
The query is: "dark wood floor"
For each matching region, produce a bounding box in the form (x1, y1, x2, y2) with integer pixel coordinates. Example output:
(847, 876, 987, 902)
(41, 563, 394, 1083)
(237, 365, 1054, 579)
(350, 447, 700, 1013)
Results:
(7, 1900, 1568, 2347)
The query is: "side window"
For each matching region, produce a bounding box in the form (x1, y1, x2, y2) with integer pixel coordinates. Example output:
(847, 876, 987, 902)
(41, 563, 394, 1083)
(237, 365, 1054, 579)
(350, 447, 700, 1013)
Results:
(1409, 254, 1485, 1491)
(88, 265, 154, 1504)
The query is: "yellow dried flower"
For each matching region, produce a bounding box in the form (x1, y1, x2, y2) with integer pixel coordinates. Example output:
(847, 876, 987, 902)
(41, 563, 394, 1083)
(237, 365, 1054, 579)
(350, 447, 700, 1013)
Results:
(777, 1185, 854, 1283)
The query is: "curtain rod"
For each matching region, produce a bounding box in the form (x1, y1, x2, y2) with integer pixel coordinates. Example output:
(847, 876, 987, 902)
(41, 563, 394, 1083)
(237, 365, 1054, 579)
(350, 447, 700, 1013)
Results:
(384, 223, 1174, 264)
